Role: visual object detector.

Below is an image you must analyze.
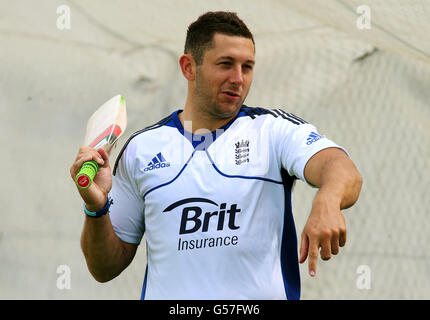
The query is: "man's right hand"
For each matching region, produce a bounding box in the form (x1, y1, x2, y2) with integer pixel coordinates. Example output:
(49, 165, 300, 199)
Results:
(70, 146, 112, 212)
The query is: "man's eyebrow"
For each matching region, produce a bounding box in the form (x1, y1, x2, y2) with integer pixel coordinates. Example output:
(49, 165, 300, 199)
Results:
(216, 56, 255, 65)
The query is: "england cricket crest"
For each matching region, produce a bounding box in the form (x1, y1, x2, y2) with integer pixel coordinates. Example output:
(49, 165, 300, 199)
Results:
(235, 139, 250, 165)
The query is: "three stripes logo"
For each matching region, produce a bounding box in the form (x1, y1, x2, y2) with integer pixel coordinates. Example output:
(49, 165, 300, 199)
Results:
(306, 132, 324, 145)
(144, 152, 170, 172)
(272, 109, 307, 125)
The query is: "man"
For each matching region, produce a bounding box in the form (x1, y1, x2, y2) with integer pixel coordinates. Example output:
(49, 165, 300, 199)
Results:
(70, 11, 362, 300)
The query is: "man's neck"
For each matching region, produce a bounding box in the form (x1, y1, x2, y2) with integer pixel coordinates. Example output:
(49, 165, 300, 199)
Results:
(178, 104, 238, 133)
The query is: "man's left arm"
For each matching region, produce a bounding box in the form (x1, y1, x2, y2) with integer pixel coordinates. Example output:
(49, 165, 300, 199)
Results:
(300, 147, 363, 277)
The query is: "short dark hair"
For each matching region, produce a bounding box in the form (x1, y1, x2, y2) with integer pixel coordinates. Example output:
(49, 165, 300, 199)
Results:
(184, 11, 255, 65)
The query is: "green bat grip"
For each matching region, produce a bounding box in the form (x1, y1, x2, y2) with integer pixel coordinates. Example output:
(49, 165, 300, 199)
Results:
(75, 160, 99, 189)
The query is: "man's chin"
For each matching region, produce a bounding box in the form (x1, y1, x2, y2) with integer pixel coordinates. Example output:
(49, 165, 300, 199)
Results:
(214, 101, 243, 118)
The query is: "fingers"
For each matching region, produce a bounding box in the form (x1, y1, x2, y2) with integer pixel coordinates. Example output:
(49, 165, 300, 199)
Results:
(70, 146, 105, 179)
(299, 233, 309, 264)
(320, 236, 332, 261)
(339, 227, 347, 248)
(299, 233, 318, 277)
(331, 232, 340, 255)
(97, 147, 110, 167)
(307, 238, 319, 277)
(331, 225, 347, 254)
(300, 226, 347, 277)
(70, 146, 113, 212)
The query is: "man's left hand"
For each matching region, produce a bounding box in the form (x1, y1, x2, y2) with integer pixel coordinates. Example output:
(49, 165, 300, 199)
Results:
(299, 191, 347, 277)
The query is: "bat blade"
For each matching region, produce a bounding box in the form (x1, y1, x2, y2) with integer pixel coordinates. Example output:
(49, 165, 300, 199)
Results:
(83, 94, 127, 153)
(75, 94, 127, 190)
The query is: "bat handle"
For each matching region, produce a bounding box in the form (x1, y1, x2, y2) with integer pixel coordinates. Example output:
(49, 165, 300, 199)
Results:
(75, 160, 99, 189)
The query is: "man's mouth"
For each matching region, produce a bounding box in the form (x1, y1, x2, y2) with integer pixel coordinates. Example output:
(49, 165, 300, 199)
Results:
(222, 90, 240, 99)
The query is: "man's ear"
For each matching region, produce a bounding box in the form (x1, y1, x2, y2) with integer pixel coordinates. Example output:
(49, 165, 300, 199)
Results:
(179, 54, 196, 81)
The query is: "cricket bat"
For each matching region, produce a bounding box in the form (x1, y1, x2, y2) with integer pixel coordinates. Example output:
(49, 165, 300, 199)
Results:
(75, 94, 127, 189)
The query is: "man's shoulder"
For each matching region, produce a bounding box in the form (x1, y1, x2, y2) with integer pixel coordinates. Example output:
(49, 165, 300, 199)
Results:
(113, 111, 179, 174)
(133, 112, 178, 138)
(239, 105, 308, 125)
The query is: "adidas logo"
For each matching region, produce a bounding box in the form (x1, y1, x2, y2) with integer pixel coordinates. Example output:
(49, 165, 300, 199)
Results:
(306, 132, 323, 145)
(144, 152, 170, 172)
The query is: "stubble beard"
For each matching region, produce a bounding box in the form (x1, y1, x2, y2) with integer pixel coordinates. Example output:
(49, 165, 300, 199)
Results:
(194, 71, 244, 121)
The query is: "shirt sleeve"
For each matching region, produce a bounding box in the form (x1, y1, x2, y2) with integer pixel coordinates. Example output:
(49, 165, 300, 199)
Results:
(272, 114, 348, 185)
(108, 141, 145, 245)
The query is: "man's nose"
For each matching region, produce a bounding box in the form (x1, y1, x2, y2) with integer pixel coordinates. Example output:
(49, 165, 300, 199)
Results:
(228, 66, 244, 85)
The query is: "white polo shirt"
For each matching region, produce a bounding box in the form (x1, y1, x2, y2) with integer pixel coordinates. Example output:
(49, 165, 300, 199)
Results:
(109, 106, 346, 300)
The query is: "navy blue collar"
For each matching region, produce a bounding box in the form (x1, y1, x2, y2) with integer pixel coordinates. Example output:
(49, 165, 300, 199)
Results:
(167, 107, 247, 150)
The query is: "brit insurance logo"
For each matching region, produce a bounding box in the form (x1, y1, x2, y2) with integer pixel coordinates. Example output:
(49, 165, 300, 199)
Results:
(235, 139, 250, 165)
(144, 152, 170, 172)
(163, 198, 242, 252)
(306, 132, 324, 145)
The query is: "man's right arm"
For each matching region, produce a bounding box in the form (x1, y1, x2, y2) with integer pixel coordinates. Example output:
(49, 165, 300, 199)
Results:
(70, 146, 137, 282)
(80, 213, 137, 282)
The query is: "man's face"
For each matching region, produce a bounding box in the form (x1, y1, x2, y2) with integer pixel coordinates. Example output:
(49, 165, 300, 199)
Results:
(193, 33, 255, 119)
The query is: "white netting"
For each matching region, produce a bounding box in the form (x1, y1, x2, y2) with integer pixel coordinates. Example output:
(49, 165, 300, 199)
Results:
(0, 0, 429, 299)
